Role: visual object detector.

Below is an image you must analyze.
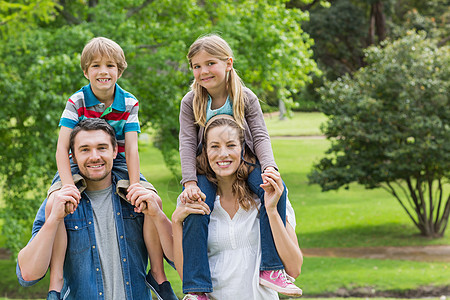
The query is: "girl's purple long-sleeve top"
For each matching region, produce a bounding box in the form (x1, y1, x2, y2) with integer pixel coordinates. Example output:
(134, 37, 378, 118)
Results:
(179, 87, 277, 185)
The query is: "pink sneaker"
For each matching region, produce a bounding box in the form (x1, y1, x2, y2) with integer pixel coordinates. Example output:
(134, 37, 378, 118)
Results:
(260, 269, 303, 297)
(182, 293, 210, 300)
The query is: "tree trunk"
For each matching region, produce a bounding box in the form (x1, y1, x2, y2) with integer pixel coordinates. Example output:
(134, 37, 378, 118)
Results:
(386, 178, 449, 238)
(279, 99, 287, 120)
(367, 1, 386, 46)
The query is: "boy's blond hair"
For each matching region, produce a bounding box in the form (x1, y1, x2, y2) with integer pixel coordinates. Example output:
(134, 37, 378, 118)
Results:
(187, 34, 246, 129)
(80, 37, 128, 75)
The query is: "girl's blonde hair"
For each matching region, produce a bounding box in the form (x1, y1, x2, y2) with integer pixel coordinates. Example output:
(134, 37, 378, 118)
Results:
(187, 34, 246, 128)
(196, 116, 256, 211)
(81, 37, 128, 75)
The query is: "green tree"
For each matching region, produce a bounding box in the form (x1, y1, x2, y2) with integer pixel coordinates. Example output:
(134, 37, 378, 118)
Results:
(290, 0, 449, 110)
(0, 0, 318, 254)
(309, 32, 450, 237)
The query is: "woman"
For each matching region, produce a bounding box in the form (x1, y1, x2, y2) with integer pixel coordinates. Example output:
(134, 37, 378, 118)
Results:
(172, 114, 303, 300)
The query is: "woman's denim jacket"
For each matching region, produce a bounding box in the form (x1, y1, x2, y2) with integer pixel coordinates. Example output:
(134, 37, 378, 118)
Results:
(16, 174, 152, 299)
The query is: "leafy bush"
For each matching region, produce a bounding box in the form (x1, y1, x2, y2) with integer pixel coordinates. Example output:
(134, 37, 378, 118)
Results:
(309, 32, 449, 237)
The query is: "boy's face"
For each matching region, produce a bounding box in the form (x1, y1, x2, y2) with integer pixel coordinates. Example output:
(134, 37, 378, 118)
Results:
(84, 54, 122, 100)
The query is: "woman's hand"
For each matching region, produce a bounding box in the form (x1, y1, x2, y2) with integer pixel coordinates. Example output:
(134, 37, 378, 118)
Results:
(172, 201, 210, 224)
(260, 168, 284, 212)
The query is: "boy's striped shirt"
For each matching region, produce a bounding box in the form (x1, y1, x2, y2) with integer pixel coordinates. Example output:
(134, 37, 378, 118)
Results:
(60, 83, 140, 156)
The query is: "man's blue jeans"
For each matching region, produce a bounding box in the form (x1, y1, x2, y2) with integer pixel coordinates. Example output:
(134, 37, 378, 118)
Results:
(181, 165, 287, 293)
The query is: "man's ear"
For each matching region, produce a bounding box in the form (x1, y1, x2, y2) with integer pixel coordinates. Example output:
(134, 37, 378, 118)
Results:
(113, 145, 118, 159)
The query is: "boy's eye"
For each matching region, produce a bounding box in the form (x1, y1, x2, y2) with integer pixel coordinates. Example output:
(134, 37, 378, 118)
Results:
(208, 62, 215, 66)
(193, 65, 200, 69)
(108, 64, 116, 68)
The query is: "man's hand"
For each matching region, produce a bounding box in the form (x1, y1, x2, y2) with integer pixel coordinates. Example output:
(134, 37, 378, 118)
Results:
(62, 184, 81, 215)
(179, 181, 206, 204)
(127, 184, 162, 216)
(50, 184, 80, 221)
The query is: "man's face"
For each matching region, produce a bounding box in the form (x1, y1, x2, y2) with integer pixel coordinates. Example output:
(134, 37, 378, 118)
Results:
(72, 129, 117, 190)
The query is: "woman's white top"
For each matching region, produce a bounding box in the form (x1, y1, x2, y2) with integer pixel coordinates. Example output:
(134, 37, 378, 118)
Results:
(206, 195, 296, 300)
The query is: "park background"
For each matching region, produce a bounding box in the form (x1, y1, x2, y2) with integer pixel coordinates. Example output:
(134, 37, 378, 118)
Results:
(0, 0, 449, 299)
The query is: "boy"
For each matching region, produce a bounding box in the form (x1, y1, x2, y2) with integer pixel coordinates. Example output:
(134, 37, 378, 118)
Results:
(46, 37, 177, 300)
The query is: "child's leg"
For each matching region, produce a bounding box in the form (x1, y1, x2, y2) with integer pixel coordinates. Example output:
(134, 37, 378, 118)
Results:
(143, 212, 167, 283)
(181, 175, 216, 294)
(45, 197, 66, 293)
(113, 156, 177, 298)
(247, 164, 286, 271)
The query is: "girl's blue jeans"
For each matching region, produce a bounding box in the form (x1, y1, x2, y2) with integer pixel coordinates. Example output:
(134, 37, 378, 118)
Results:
(181, 164, 287, 293)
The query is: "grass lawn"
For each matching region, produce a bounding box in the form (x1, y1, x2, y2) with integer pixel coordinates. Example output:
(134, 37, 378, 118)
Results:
(1, 112, 449, 298)
(264, 112, 327, 136)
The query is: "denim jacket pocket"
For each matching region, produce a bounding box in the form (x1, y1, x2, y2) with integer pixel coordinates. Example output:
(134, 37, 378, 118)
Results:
(65, 219, 91, 254)
(121, 205, 144, 242)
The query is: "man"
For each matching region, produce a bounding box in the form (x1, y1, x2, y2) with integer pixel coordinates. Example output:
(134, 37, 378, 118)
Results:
(17, 118, 174, 299)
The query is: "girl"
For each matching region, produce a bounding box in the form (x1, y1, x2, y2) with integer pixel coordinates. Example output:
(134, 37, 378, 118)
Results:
(178, 34, 302, 298)
(174, 115, 303, 299)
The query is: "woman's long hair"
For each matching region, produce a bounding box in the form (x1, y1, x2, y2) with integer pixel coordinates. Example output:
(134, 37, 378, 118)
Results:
(196, 116, 257, 210)
(187, 34, 246, 129)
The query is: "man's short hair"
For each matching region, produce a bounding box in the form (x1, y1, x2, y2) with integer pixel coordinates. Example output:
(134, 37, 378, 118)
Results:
(69, 118, 117, 155)
(80, 37, 127, 75)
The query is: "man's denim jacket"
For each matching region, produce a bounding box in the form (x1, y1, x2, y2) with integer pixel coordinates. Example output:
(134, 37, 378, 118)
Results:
(16, 174, 153, 299)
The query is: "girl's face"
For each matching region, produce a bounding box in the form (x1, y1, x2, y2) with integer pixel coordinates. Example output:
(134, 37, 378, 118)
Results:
(206, 125, 242, 180)
(191, 50, 233, 95)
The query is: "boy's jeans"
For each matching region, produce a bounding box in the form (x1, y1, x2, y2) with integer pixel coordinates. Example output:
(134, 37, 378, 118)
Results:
(181, 164, 287, 293)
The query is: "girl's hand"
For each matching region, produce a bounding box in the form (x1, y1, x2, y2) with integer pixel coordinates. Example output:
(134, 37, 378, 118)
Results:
(180, 181, 206, 204)
(172, 201, 210, 224)
(260, 169, 284, 211)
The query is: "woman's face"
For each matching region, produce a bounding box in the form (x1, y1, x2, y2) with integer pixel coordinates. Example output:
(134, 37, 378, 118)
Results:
(206, 125, 242, 180)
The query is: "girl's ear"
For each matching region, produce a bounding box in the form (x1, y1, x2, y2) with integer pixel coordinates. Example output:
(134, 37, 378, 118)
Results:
(226, 57, 233, 71)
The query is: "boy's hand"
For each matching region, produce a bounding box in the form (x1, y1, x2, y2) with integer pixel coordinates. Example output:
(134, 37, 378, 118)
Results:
(180, 181, 206, 204)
